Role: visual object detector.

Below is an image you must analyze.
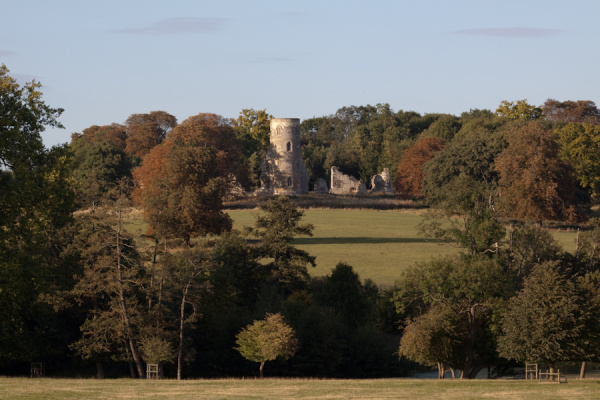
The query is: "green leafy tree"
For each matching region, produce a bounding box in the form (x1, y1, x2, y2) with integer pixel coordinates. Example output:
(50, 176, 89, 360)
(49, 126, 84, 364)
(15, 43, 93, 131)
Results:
(498, 262, 588, 373)
(419, 114, 461, 141)
(231, 109, 272, 189)
(301, 114, 359, 183)
(455, 109, 505, 139)
(210, 231, 265, 310)
(245, 196, 315, 294)
(577, 218, 600, 271)
(300, 116, 337, 146)
(423, 129, 506, 203)
(317, 263, 372, 328)
(160, 248, 212, 380)
(351, 104, 415, 183)
(0, 64, 76, 364)
(399, 304, 467, 379)
(314, 104, 433, 187)
(74, 124, 127, 152)
(235, 313, 298, 378)
(575, 270, 600, 378)
(231, 108, 272, 159)
(496, 99, 542, 120)
(506, 223, 563, 279)
(393, 255, 511, 378)
(139, 335, 175, 366)
(419, 176, 506, 255)
(419, 118, 507, 256)
(0, 64, 63, 169)
(70, 128, 131, 207)
(301, 142, 329, 185)
(555, 122, 600, 200)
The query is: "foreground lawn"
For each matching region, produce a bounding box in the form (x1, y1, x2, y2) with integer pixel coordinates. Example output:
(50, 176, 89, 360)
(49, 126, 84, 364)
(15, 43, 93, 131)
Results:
(1, 377, 599, 400)
(229, 209, 578, 286)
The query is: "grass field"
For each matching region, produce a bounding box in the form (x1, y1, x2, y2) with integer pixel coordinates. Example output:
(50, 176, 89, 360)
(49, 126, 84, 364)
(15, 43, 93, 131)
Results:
(122, 207, 579, 287)
(228, 209, 579, 286)
(2, 377, 599, 399)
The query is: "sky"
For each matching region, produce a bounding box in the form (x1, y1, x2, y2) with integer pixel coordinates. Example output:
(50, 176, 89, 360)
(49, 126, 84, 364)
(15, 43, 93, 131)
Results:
(2, 0, 600, 148)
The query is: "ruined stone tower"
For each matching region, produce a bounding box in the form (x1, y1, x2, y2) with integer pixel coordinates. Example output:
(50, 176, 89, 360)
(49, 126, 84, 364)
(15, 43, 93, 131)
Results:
(258, 118, 309, 195)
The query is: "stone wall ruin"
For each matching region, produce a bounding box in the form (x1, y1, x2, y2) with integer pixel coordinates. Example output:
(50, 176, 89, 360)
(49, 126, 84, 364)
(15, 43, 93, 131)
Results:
(330, 166, 367, 195)
(370, 168, 394, 194)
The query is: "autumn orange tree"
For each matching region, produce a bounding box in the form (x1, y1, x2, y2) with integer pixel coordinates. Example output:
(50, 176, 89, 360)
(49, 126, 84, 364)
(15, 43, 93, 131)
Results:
(133, 113, 246, 246)
(543, 99, 600, 124)
(125, 111, 177, 161)
(495, 121, 585, 224)
(394, 137, 445, 198)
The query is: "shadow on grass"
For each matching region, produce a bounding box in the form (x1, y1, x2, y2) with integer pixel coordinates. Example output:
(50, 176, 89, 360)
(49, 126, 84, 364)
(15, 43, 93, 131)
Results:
(293, 237, 437, 245)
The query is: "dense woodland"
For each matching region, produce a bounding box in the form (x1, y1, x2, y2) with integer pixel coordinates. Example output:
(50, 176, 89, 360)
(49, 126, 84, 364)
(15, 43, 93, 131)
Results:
(4, 63, 600, 379)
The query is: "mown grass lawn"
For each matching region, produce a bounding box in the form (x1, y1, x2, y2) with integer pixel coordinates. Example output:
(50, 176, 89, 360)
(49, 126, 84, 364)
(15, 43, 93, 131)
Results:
(123, 207, 579, 287)
(228, 209, 578, 286)
(1, 377, 599, 399)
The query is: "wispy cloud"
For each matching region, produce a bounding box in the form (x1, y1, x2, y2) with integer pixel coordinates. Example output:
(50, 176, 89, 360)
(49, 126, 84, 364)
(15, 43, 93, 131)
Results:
(0, 50, 16, 57)
(454, 27, 562, 37)
(113, 17, 227, 35)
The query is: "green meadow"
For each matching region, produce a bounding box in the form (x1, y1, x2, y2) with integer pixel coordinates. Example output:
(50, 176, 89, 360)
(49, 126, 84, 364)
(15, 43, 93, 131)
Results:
(228, 209, 579, 286)
(123, 207, 579, 286)
(1, 377, 598, 400)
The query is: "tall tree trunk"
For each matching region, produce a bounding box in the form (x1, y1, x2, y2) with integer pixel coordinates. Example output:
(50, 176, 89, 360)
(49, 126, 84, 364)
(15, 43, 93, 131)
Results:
(96, 361, 105, 379)
(450, 368, 456, 379)
(468, 364, 488, 379)
(575, 228, 580, 258)
(509, 223, 514, 256)
(580, 361, 586, 379)
(156, 277, 164, 331)
(260, 361, 265, 378)
(115, 198, 144, 378)
(177, 283, 190, 380)
(128, 362, 136, 378)
(462, 306, 477, 379)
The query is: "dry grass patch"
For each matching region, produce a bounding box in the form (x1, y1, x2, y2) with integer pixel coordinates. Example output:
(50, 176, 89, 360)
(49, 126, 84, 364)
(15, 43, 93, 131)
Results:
(2, 378, 600, 400)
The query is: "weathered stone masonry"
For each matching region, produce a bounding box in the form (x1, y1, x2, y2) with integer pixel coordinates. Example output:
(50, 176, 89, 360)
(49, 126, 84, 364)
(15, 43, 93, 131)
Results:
(258, 118, 310, 195)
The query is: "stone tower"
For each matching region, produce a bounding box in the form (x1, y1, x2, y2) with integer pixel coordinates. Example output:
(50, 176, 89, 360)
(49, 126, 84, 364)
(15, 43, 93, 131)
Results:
(258, 118, 309, 195)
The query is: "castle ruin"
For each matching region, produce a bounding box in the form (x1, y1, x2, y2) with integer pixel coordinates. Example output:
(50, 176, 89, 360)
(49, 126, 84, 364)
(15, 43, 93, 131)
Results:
(257, 118, 310, 195)
(257, 118, 394, 196)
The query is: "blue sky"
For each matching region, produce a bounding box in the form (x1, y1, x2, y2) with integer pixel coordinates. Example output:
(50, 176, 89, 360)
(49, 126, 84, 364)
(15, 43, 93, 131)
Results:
(2, 0, 599, 147)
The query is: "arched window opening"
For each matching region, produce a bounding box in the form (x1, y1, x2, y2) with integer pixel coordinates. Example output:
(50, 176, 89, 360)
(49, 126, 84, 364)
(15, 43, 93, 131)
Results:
(287, 177, 292, 187)
(286, 142, 291, 151)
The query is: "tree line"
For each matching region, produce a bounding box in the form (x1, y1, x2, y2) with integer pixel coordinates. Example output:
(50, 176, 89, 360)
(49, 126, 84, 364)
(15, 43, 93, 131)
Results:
(3, 62, 600, 379)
